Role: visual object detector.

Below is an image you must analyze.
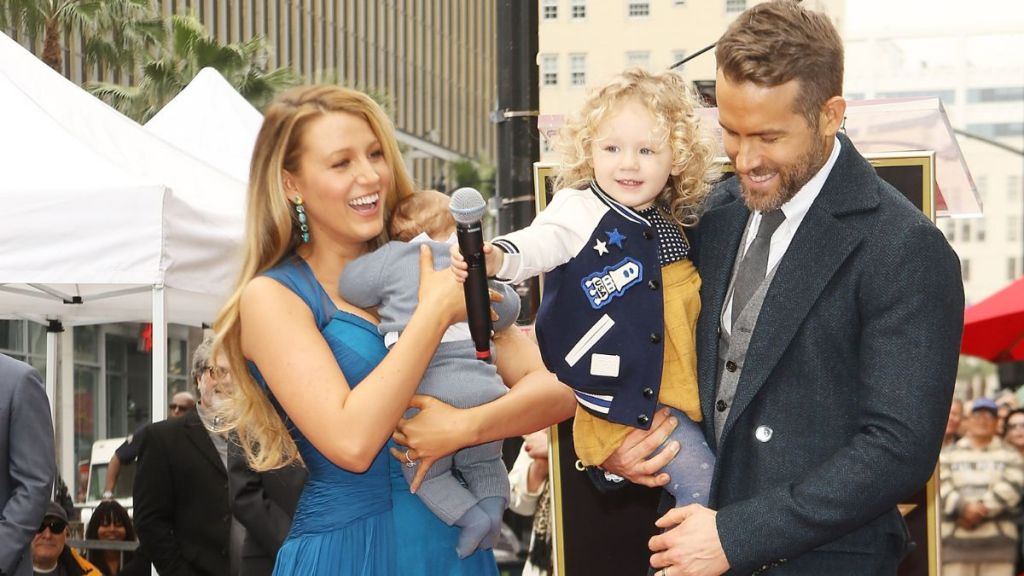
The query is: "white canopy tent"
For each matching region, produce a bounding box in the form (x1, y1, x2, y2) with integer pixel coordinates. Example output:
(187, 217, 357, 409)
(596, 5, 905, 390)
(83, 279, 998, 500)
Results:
(0, 33, 246, 488)
(145, 67, 263, 183)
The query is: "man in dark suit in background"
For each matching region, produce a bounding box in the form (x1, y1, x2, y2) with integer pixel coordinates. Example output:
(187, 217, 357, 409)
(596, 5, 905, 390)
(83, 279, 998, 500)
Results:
(133, 338, 235, 576)
(611, 2, 964, 575)
(227, 440, 306, 576)
(0, 353, 54, 576)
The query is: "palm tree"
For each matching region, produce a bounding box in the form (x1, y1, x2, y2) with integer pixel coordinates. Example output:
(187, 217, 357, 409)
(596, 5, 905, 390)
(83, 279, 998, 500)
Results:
(1, 0, 162, 73)
(90, 14, 298, 122)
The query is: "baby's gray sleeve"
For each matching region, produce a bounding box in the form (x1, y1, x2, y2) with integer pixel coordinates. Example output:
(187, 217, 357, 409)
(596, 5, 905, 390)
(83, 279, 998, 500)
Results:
(339, 244, 391, 308)
(489, 280, 521, 332)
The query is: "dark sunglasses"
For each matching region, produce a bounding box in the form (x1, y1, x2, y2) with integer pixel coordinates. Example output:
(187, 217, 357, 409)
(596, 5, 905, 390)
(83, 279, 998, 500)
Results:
(168, 403, 192, 413)
(38, 519, 67, 534)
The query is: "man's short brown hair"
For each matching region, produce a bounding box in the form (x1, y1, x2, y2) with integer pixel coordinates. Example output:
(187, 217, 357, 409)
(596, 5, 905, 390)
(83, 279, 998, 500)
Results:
(715, 0, 843, 128)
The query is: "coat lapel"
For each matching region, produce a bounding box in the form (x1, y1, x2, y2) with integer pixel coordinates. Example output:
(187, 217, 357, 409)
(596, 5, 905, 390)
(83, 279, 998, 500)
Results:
(696, 179, 749, 436)
(718, 135, 881, 443)
(184, 410, 227, 476)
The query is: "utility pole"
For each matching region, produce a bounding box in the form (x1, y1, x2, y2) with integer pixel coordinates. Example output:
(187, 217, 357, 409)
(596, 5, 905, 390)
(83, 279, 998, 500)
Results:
(494, 0, 540, 322)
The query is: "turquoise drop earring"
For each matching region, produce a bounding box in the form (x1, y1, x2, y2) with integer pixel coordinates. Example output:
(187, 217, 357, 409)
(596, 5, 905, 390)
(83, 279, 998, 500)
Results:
(292, 195, 310, 243)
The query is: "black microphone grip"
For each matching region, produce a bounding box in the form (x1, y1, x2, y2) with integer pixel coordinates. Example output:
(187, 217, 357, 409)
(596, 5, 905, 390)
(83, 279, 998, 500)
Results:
(456, 221, 493, 360)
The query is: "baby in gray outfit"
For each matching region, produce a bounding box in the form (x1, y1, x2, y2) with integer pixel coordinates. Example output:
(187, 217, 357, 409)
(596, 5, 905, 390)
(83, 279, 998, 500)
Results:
(339, 190, 519, 558)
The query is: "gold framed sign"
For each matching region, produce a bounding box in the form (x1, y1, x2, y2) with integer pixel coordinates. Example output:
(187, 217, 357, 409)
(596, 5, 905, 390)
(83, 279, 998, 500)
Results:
(532, 151, 940, 576)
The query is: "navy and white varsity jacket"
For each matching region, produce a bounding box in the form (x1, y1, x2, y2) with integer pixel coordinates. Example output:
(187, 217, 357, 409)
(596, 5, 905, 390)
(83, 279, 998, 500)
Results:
(492, 182, 667, 430)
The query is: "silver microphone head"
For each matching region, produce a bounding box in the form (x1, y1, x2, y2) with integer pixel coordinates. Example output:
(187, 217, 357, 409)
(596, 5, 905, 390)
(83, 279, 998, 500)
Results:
(450, 187, 486, 224)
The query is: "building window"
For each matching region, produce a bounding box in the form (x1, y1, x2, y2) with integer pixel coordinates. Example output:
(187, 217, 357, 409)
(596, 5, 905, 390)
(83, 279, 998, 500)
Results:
(976, 175, 988, 201)
(1009, 175, 1021, 203)
(542, 0, 558, 20)
(1010, 257, 1020, 280)
(541, 54, 558, 86)
(967, 86, 1024, 104)
(945, 221, 956, 242)
(962, 258, 970, 282)
(961, 221, 971, 242)
(626, 50, 650, 70)
(674, 0, 686, 5)
(0, 320, 46, 374)
(726, 0, 746, 12)
(571, 0, 586, 19)
(671, 50, 688, 70)
(628, 1, 650, 17)
(1010, 216, 1021, 242)
(976, 220, 986, 241)
(570, 53, 586, 86)
(877, 89, 956, 105)
(966, 122, 1024, 139)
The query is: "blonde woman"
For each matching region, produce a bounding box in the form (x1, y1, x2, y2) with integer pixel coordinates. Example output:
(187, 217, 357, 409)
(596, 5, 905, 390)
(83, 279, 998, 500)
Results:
(214, 85, 574, 575)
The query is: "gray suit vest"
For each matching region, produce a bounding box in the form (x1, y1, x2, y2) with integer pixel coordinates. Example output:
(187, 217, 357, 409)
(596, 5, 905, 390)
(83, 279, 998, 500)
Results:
(714, 222, 780, 445)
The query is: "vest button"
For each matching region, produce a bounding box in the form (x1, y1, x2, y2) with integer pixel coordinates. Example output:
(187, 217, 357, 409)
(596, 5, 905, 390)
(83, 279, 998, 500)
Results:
(642, 387, 655, 399)
(647, 279, 659, 290)
(637, 414, 650, 425)
(725, 360, 738, 372)
(650, 332, 661, 344)
(643, 230, 653, 240)
(716, 399, 727, 412)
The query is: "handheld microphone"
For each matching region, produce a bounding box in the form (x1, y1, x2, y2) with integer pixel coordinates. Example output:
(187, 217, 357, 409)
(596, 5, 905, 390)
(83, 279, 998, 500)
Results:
(450, 187, 493, 361)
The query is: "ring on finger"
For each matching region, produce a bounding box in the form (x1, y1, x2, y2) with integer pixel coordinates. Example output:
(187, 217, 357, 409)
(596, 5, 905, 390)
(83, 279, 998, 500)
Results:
(404, 449, 417, 468)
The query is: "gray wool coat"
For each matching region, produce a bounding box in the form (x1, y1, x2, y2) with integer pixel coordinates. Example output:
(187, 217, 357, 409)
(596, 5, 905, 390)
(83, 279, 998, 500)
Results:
(693, 133, 964, 575)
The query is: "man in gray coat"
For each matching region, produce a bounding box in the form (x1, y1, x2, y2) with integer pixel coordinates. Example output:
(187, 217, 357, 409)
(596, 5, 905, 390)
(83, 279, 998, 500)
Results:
(603, 2, 963, 575)
(0, 353, 55, 576)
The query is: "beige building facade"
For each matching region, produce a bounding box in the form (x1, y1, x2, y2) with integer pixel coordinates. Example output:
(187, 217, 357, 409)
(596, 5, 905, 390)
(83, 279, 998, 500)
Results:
(536, 0, 845, 160)
(38, 0, 497, 187)
(844, 2, 1024, 304)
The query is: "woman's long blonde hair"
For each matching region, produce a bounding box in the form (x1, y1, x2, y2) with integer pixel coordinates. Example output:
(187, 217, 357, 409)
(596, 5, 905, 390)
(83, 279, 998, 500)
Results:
(213, 85, 416, 471)
(555, 68, 719, 227)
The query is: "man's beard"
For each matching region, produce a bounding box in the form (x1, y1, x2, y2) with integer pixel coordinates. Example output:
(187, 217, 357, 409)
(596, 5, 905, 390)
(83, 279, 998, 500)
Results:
(741, 135, 828, 213)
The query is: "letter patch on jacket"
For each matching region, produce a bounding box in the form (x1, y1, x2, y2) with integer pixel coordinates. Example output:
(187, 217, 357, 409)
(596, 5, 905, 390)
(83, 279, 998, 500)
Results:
(581, 257, 642, 309)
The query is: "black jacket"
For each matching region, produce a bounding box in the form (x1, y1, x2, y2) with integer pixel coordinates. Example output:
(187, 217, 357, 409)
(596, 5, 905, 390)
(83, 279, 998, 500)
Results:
(226, 439, 305, 576)
(133, 410, 230, 576)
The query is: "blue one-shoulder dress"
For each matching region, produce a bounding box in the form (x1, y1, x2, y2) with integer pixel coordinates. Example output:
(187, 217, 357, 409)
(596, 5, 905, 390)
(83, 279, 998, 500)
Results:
(252, 256, 499, 576)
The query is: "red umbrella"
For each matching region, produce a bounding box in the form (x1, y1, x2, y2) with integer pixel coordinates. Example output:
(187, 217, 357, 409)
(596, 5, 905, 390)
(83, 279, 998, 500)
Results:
(961, 276, 1024, 361)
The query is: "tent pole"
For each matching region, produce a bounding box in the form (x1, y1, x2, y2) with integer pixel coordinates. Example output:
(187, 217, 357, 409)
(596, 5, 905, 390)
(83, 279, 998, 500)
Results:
(152, 285, 167, 423)
(44, 320, 62, 429)
(59, 327, 75, 501)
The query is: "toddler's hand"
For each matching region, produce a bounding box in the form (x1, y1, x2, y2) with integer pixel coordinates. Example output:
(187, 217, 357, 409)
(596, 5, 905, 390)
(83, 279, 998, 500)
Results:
(449, 241, 503, 281)
(449, 243, 469, 282)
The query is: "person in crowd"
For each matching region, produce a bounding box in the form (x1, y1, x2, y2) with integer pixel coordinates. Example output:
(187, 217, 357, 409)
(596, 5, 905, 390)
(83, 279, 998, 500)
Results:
(453, 67, 720, 509)
(1005, 408, 1024, 457)
(31, 502, 100, 576)
(598, 2, 963, 575)
(508, 429, 553, 576)
(102, 391, 195, 500)
(941, 397, 1024, 576)
(133, 338, 238, 576)
(212, 85, 575, 575)
(1001, 407, 1024, 576)
(340, 189, 520, 558)
(83, 500, 148, 576)
(1, 353, 56, 576)
(998, 393, 1019, 436)
(226, 438, 306, 576)
(945, 397, 966, 449)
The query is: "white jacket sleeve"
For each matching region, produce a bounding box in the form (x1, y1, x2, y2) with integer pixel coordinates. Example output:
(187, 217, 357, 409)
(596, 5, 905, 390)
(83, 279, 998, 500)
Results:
(492, 188, 605, 284)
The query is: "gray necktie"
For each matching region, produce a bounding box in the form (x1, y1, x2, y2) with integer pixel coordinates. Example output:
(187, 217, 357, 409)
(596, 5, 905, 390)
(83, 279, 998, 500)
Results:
(732, 210, 786, 326)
